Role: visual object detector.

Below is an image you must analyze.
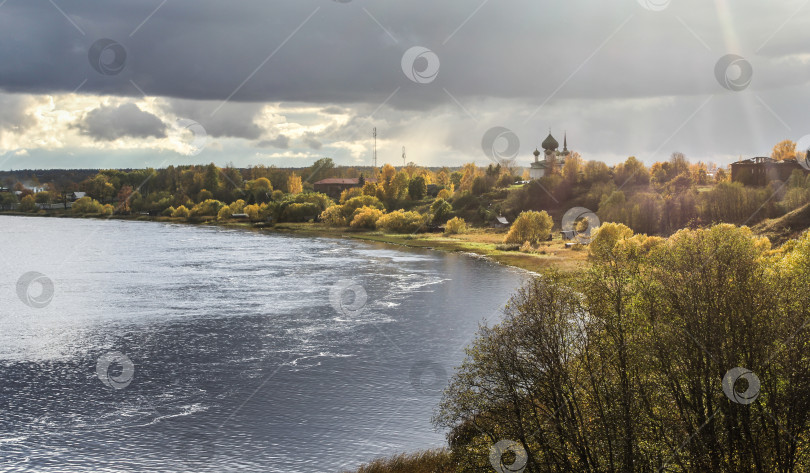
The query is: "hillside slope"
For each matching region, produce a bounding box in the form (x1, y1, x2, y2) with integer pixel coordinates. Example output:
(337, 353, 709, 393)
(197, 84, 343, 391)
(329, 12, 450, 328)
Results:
(752, 202, 810, 246)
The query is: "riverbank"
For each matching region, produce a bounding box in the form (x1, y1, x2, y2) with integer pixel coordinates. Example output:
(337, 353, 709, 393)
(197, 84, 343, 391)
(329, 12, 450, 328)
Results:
(1, 211, 589, 274)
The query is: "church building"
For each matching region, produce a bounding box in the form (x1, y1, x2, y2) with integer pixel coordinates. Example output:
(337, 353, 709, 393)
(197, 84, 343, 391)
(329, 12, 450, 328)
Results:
(529, 131, 570, 180)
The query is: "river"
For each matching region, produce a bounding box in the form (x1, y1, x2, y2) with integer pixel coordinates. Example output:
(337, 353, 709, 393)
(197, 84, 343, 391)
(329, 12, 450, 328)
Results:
(0, 215, 528, 472)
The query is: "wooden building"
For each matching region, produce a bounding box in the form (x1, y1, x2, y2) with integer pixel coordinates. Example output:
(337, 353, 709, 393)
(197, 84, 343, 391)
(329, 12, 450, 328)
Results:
(730, 157, 808, 186)
(313, 177, 377, 198)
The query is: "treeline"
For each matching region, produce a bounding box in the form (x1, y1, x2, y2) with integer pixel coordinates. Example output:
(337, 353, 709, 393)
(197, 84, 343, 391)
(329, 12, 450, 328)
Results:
(500, 152, 810, 235)
(5, 139, 810, 237)
(435, 223, 810, 472)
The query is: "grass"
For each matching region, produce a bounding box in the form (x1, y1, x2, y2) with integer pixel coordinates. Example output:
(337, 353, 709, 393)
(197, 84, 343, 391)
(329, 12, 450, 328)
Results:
(752, 202, 810, 246)
(342, 449, 454, 473)
(267, 223, 588, 274)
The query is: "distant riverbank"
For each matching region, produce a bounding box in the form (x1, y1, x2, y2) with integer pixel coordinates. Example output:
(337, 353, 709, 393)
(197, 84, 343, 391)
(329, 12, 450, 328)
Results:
(1, 210, 588, 274)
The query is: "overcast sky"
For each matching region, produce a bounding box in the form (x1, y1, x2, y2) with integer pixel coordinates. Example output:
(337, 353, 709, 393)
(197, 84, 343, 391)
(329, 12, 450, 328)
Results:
(0, 0, 809, 170)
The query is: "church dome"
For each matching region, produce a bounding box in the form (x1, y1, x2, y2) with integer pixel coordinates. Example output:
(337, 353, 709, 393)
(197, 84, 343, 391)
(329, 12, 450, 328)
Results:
(542, 133, 559, 151)
(533, 148, 541, 157)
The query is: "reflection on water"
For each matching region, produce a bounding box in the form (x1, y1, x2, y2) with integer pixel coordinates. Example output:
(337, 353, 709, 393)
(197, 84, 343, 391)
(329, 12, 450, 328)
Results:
(0, 216, 527, 472)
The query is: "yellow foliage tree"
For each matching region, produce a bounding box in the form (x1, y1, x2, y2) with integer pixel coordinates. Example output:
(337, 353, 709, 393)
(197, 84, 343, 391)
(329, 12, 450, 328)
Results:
(444, 217, 467, 235)
(771, 140, 797, 161)
(503, 210, 553, 245)
(287, 173, 303, 194)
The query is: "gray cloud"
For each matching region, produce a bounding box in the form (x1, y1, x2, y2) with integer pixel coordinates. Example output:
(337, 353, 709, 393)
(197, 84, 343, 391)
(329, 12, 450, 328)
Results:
(257, 134, 290, 149)
(76, 103, 167, 141)
(164, 99, 264, 139)
(3, 0, 810, 169)
(302, 133, 322, 150)
(0, 95, 36, 133)
(4, 0, 810, 105)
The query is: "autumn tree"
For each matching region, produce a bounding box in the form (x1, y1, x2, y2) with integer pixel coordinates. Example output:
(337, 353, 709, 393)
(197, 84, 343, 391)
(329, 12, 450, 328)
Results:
(116, 185, 134, 214)
(503, 210, 553, 245)
(287, 173, 303, 194)
(561, 152, 583, 183)
(19, 194, 37, 212)
(613, 156, 649, 187)
(408, 175, 427, 200)
(438, 225, 810, 472)
(771, 139, 797, 161)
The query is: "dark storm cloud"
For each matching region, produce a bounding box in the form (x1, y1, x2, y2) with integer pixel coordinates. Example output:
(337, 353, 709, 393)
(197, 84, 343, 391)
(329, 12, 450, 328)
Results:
(75, 103, 167, 141)
(4, 0, 810, 109)
(257, 135, 290, 149)
(164, 99, 264, 139)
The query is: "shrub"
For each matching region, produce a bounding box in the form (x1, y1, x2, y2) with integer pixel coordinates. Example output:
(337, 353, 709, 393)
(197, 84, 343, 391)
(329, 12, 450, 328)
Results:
(320, 205, 347, 226)
(19, 195, 37, 212)
(495, 243, 520, 251)
(290, 192, 333, 212)
(72, 196, 106, 214)
(437, 188, 453, 200)
(229, 199, 246, 214)
(217, 205, 232, 220)
(350, 206, 384, 229)
(171, 205, 190, 218)
(280, 202, 321, 222)
(339, 187, 363, 204)
(244, 204, 261, 221)
(431, 198, 452, 224)
(376, 210, 424, 233)
(444, 217, 467, 235)
(162, 206, 175, 217)
(343, 195, 384, 217)
(503, 210, 553, 245)
(190, 199, 224, 218)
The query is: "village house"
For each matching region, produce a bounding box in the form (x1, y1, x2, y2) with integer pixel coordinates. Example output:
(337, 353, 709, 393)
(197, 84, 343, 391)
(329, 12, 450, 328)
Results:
(313, 177, 377, 199)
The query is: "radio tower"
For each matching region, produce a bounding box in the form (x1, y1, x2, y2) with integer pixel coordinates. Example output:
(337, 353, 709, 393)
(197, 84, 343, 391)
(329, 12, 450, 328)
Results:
(372, 127, 377, 169)
(402, 146, 406, 167)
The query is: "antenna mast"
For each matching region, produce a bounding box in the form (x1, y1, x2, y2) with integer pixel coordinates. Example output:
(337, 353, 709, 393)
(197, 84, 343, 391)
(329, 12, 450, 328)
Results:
(372, 127, 377, 169)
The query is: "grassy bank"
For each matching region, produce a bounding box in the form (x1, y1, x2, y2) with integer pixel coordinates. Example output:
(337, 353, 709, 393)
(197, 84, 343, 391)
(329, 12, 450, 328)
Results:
(341, 449, 454, 473)
(268, 222, 588, 274)
(1, 211, 588, 274)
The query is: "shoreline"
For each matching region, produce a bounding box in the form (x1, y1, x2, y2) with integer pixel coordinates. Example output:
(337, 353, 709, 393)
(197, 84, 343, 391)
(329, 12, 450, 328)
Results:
(1, 212, 588, 274)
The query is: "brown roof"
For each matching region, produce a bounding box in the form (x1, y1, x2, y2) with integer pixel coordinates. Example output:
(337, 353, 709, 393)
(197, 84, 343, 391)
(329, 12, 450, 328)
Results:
(313, 178, 377, 185)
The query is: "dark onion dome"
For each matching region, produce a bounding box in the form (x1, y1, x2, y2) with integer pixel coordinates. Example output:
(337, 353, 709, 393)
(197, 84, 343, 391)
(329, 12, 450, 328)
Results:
(542, 133, 559, 151)
(533, 148, 541, 157)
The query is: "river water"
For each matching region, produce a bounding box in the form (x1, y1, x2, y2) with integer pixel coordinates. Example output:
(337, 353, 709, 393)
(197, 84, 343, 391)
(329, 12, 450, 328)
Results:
(0, 216, 528, 472)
